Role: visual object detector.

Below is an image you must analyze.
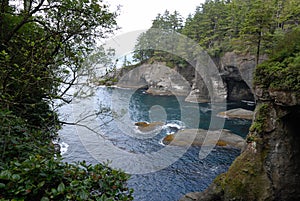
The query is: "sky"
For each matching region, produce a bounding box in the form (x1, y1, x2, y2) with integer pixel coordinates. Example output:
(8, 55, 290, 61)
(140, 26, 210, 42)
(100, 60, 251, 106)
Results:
(105, 0, 205, 34)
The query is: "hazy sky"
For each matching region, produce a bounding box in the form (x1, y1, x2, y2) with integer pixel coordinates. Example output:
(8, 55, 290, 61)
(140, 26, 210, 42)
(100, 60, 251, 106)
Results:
(106, 0, 205, 33)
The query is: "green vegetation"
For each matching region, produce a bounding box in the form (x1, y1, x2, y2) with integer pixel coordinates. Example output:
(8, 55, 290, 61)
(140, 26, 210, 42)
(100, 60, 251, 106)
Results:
(0, 110, 133, 200)
(1, 0, 300, 199)
(249, 104, 270, 133)
(254, 28, 300, 91)
(0, 0, 132, 200)
(133, 0, 300, 66)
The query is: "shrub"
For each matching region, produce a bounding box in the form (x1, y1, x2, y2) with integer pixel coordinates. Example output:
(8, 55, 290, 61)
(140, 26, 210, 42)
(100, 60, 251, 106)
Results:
(0, 158, 133, 201)
(0, 110, 133, 200)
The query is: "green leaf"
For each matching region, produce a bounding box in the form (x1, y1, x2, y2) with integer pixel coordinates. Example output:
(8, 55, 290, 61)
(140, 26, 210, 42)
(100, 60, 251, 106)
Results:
(51, 188, 57, 195)
(37, 181, 45, 188)
(57, 182, 65, 193)
(0, 183, 5, 188)
(12, 174, 21, 181)
(79, 190, 89, 200)
(0, 170, 12, 179)
(41, 197, 50, 201)
(63, 69, 70, 74)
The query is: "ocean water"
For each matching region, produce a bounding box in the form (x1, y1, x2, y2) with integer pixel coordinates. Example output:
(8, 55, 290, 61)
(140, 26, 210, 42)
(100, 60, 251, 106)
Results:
(58, 87, 253, 201)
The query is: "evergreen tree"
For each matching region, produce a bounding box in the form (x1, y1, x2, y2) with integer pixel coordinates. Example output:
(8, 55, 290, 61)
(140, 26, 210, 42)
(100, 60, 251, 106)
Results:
(133, 10, 184, 65)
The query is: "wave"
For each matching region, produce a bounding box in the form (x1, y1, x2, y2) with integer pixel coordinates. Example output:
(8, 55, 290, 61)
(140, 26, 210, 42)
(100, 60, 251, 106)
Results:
(163, 120, 185, 129)
(59, 142, 69, 155)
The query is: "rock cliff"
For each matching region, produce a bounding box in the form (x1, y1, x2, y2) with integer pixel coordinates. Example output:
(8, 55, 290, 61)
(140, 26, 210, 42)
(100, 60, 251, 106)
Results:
(117, 62, 191, 96)
(185, 52, 260, 102)
(180, 87, 300, 201)
(116, 52, 258, 103)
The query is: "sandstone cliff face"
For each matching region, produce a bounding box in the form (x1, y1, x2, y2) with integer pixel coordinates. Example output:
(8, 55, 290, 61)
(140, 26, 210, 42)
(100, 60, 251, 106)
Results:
(180, 87, 300, 201)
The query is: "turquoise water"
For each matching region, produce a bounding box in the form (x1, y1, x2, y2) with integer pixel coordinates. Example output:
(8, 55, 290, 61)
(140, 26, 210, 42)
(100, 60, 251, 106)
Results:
(59, 87, 253, 201)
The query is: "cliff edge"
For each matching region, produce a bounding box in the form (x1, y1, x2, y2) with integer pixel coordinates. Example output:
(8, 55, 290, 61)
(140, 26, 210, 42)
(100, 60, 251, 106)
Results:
(180, 29, 300, 201)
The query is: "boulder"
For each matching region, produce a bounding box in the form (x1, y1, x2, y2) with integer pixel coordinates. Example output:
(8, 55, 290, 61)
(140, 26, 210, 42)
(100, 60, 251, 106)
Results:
(217, 108, 254, 120)
(163, 129, 245, 149)
(135, 121, 164, 133)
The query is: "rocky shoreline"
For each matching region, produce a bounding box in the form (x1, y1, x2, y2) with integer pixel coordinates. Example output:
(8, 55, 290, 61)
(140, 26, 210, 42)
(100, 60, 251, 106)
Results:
(179, 88, 300, 201)
(100, 52, 262, 104)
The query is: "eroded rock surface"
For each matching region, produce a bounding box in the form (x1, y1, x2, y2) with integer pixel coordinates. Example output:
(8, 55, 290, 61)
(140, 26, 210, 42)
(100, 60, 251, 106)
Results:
(163, 129, 245, 149)
(135, 121, 164, 133)
(117, 63, 191, 96)
(116, 53, 259, 103)
(217, 108, 254, 120)
(180, 87, 300, 201)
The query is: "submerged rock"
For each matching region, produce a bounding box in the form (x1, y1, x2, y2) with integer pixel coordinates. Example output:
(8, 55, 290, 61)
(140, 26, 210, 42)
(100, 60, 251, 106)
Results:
(162, 129, 245, 149)
(217, 108, 254, 120)
(135, 121, 164, 132)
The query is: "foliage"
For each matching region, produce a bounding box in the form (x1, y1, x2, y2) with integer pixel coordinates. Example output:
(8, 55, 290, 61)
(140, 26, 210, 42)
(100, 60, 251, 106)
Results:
(249, 103, 269, 134)
(0, 109, 133, 200)
(133, 10, 187, 67)
(0, 110, 55, 165)
(0, 1, 133, 200)
(183, 0, 231, 57)
(0, 0, 118, 124)
(133, 0, 300, 66)
(254, 28, 300, 91)
(0, 156, 133, 201)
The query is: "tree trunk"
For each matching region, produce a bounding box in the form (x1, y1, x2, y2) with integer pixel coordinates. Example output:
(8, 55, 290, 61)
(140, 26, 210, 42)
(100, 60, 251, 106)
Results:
(256, 30, 262, 65)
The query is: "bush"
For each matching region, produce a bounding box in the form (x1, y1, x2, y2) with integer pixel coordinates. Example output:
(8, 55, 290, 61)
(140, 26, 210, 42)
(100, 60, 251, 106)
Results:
(0, 110, 56, 165)
(0, 110, 133, 200)
(0, 158, 133, 201)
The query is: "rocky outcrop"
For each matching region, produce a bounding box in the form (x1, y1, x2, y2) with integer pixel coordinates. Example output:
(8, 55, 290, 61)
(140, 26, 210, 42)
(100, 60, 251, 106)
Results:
(217, 108, 254, 120)
(185, 52, 261, 103)
(135, 121, 164, 133)
(117, 62, 191, 96)
(180, 87, 300, 201)
(162, 129, 245, 149)
(185, 78, 210, 103)
(116, 52, 263, 102)
(185, 56, 228, 103)
(219, 52, 267, 102)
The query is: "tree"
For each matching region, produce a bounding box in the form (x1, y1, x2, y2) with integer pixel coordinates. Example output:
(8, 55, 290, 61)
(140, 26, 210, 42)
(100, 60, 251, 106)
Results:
(237, 0, 275, 64)
(133, 10, 184, 65)
(229, 0, 300, 64)
(182, 0, 232, 57)
(0, 1, 134, 200)
(0, 0, 118, 126)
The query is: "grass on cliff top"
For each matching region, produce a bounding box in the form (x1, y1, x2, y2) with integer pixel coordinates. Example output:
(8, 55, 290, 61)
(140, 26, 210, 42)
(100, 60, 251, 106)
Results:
(254, 29, 300, 91)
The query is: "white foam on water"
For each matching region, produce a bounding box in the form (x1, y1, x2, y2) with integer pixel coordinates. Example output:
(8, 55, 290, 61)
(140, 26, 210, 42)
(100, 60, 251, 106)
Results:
(59, 142, 69, 155)
(163, 120, 186, 130)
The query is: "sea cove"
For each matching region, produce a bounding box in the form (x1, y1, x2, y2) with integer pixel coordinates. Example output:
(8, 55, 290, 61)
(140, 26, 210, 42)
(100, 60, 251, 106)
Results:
(58, 87, 253, 201)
